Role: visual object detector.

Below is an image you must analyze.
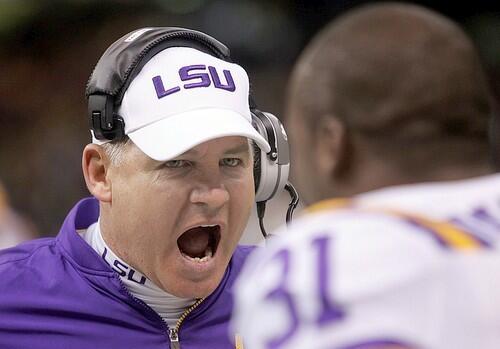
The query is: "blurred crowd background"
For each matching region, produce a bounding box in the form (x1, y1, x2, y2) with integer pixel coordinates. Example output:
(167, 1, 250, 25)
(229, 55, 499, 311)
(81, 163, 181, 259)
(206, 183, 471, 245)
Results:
(0, 0, 499, 243)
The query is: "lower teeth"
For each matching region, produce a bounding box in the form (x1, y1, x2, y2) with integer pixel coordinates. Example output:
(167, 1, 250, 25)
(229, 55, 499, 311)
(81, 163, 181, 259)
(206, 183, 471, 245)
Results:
(188, 248, 213, 262)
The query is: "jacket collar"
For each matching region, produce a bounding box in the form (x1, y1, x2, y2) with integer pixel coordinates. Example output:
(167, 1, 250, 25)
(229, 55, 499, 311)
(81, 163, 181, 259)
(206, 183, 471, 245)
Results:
(56, 197, 114, 273)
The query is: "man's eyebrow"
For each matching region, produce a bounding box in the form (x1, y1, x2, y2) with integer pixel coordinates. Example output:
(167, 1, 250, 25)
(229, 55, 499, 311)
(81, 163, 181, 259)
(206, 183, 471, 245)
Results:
(223, 143, 252, 155)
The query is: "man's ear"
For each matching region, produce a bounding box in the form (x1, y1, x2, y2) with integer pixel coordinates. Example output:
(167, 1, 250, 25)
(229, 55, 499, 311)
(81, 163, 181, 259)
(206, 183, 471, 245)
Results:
(314, 115, 349, 180)
(82, 144, 112, 203)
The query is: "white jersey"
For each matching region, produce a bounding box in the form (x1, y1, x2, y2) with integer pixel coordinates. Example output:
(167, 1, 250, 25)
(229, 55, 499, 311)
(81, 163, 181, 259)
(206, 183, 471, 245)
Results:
(233, 174, 500, 349)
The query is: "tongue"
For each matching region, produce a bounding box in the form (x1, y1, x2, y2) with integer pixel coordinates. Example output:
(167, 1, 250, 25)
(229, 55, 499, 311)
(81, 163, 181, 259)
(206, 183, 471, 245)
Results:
(178, 227, 210, 258)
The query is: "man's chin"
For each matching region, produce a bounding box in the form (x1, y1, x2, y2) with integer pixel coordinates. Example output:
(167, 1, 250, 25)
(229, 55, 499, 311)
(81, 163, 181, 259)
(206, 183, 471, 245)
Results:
(172, 283, 218, 299)
(163, 273, 223, 299)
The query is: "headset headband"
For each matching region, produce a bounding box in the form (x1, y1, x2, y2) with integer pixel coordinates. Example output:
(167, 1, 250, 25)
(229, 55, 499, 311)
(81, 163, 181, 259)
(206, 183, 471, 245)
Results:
(86, 27, 232, 141)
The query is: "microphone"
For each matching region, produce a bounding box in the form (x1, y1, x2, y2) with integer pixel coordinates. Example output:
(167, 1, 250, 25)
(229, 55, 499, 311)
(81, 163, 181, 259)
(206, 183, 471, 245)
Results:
(257, 182, 300, 239)
(284, 183, 299, 225)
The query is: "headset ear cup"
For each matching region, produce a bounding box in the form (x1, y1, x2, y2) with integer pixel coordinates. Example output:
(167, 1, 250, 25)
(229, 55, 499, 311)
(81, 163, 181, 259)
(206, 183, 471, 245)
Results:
(253, 142, 261, 193)
(252, 111, 290, 202)
(255, 146, 278, 202)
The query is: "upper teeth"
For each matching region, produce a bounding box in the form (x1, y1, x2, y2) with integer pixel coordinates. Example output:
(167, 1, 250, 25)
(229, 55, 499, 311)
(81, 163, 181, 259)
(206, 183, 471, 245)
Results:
(199, 224, 217, 227)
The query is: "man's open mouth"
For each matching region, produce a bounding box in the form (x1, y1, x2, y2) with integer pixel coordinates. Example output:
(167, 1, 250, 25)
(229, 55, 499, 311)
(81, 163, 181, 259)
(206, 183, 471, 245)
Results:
(177, 225, 221, 262)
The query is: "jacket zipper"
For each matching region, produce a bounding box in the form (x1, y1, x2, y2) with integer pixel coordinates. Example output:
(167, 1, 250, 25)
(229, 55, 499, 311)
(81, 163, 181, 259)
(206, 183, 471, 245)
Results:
(115, 277, 176, 346)
(115, 273, 209, 348)
(168, 297, 205, 349)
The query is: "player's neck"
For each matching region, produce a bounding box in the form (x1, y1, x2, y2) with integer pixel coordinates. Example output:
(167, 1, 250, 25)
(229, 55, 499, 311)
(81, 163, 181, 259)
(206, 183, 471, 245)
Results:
(335, 161, 494, 198)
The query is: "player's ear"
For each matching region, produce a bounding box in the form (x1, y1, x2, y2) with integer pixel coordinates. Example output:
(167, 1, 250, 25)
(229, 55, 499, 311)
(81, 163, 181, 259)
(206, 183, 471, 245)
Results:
(314, 115, 348, 180)
(82, 144, 112, 203)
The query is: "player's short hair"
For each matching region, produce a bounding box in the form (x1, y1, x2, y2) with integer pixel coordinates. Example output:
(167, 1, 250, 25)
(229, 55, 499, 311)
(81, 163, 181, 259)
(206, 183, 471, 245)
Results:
(288, 3, 494, 169)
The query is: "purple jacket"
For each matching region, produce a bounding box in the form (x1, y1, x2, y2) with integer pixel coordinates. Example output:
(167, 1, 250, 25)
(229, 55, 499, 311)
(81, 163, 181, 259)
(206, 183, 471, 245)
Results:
(0, 198, 254, 349)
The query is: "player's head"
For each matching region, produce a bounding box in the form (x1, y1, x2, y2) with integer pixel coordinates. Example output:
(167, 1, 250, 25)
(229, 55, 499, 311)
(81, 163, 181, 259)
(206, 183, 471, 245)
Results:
(81, 29, 270, 298)
(286, 2, 494, 204)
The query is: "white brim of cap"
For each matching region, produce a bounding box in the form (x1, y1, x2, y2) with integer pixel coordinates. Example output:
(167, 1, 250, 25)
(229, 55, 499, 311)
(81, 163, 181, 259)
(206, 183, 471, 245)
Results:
(127, 108, 271, 161)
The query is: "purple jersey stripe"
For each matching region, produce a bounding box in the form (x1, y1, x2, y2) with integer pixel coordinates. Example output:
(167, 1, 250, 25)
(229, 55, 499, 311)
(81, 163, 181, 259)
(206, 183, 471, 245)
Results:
(403, 216, 490, 249)
(403, 217, 450, 248)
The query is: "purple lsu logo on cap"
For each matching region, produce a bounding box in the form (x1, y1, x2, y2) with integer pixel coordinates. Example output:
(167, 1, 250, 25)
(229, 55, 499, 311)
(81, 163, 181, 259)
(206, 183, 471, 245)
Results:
(152, 64, 236, 99)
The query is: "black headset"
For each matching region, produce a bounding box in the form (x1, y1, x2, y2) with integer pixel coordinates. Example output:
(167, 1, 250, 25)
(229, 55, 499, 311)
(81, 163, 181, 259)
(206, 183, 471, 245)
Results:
(85, 27, 298, 237)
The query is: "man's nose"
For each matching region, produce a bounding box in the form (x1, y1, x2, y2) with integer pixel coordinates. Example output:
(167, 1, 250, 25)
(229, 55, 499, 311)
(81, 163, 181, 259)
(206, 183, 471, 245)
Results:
(189, 182, 230, 211)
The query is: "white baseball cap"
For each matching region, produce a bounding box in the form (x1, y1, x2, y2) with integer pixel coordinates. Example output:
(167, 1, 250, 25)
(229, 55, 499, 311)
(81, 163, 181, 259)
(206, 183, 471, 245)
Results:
(93, 46, 270, 161)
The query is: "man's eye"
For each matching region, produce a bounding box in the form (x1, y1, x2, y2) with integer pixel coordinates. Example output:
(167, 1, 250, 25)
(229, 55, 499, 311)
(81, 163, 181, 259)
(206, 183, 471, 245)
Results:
(221, 158, 241, 167)
(165, 160, 190, 168)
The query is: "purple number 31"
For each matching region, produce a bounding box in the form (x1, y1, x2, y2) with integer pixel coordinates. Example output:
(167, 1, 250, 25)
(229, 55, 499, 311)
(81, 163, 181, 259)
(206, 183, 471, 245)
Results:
(264, 235, 344, 349)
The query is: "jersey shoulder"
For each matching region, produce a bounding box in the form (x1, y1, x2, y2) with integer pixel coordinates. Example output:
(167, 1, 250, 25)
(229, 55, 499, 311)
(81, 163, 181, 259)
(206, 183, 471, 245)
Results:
(245, 208, 446, 295)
